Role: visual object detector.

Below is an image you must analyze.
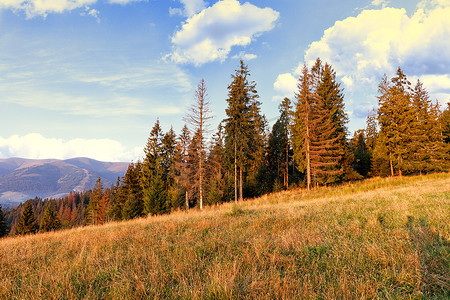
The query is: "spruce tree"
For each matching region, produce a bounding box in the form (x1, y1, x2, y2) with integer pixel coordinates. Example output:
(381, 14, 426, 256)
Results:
(312, 62, 347, 185)
(174, 124, 192, 210)
(39, 206, 61, 233)
(161, 127, 178, 210)
(206, 123, 228, 205)
(185, 79, 213, 210)
(279, 97, 292, 189)
(0, 205, 9, 238)
(224, 60, 259, 201)
(142, 120, 168, 215)
(122, 161, 144, 220)
(351, 130, 371, 177)
(441, 103, 450, 144)
(87, 177, 103, 225)
(292, 64, 314, 189)
(377, 68, 415, 176)
(16, 200, 38, 235)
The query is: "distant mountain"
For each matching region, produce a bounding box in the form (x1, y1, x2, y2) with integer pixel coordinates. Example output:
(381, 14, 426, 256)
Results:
(0, 157, 129, 206)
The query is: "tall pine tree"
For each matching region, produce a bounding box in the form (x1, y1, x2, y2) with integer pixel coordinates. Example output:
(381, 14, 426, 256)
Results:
(0, 205, 9, 238)
(16, 200, 37, 235)
(224, 60, 260, 201)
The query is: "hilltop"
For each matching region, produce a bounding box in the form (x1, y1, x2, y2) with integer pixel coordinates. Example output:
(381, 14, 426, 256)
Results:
(0, 157, 128, 206)
(0, 174, 449, 299)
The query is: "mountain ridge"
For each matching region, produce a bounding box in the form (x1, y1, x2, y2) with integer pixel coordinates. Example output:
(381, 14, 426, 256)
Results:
(0, 157, 129, 206)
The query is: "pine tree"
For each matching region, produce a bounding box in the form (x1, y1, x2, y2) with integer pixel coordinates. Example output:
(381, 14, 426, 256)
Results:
(16, 200, 38, 235)
(39, 206, 61, 232)
(292, 64, 314, 189)
(377, 68, 415, 176)
(351, 130, 371, 177)
(185, 79, 213, 209)
(97, 188, 110, 224)
(279, 97, 292, 189)
(142, 120, 168, 215)
(122, 161, 144, 220)
(174, 124, 192, 210)
(224, 60, 259, 201)
(441, 103, 450, 144)
(312, 62, 348, 184)
(87, 177, 103, 225)
(205, 123, 228, 205)
(0, 205, 9, 238)
(161, 127, 178, 211)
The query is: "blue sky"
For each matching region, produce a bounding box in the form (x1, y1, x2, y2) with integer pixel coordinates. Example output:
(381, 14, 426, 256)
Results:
(0, 0, 449, 162)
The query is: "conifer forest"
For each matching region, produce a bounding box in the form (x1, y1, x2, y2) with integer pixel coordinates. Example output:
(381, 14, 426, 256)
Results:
(2, 58, 450, 236)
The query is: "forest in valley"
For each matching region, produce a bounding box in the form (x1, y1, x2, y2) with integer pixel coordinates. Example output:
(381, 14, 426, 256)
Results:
(1, 58, 450, 237)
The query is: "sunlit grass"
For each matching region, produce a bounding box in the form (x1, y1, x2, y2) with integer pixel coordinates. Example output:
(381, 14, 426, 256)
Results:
(0, 173, 449, 299)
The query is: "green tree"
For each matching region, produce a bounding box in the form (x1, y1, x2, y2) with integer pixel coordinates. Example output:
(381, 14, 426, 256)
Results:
(351, 130, 371, 177)
(0, 205, 9, 238)
(39, 206, 61, 233)
(122, 161, 144, 220)
(173, 124, 192, 210)
(441, 103, 450, 144)
(377, 68, 414, 176)
(292, 64, 314, 189)
(16, 200, 38, 235)
(224, 60, 260, 201)
(206, 123, 228, 205)
(86, 177, 103, 225)
(142, 120, 168, 215)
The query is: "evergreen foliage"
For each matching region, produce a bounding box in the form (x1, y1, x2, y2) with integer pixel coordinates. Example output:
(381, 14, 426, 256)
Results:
(16, 200, 38, 235)
(224, 60, 266, 201)
(39, 206, 61, 232)
(0, 205, 9, 238)
(86, 177, 103, 225)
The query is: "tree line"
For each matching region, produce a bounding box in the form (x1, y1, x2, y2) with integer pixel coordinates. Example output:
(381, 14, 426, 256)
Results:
(1, 58, 449, 237)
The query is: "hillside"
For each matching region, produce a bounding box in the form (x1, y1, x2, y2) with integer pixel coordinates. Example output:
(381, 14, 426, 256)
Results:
(0, 157, 129, 206)
(0, 174, 449, 299)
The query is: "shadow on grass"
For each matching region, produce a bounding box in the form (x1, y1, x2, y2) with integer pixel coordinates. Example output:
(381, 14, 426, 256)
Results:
(406, 216, 450, 298)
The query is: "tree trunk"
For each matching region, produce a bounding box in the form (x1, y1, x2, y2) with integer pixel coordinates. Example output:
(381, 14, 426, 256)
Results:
(239, 167, 243, 201)
(389, 153, 394, 177)
(306, 126, 311, 191)
(234, 138, 238, 202)
(185, 191, 189, 211)
(286, 143, 289, 189)
(199, 152, 203, 210)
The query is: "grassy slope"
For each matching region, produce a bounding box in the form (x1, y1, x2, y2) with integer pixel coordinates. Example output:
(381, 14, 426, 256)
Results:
(0, 174, 449, 299)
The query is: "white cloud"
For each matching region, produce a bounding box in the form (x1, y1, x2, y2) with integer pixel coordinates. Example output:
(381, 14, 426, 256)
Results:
(0, 0, 97, 18)
(274, 1, 450, 128)
(303, 3, 450, 86)
(273, 73, 297, 98)
(170, 0, 206, 17)
(231, 51, 257, 61)
(166, 0, 279, 66)
(371, 0, 389, 8)
(0, 133, 143, 162)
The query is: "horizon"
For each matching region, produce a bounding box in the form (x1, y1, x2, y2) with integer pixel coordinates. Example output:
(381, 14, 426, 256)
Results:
(1, 0, 449, 162)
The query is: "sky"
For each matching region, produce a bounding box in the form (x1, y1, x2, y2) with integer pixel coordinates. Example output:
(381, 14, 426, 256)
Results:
(0, 0, 449, 162)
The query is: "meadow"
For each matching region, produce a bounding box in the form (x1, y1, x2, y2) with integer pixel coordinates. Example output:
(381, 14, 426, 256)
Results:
(0, 174, 449, 299)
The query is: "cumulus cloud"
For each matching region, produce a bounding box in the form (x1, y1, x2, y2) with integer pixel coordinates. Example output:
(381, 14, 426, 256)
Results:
(231, 51, 257, 61)
(166, 0, 279, 66)
(170, 0, 206, 17)
(0, 0, 97, 18)
(273, 73, 297, 98)
(371, 0, 389, 8)
(274, 1, 450, 127)
(0, 133, 143, 162)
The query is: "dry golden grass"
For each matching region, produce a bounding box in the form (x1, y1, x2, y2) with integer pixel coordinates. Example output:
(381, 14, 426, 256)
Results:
(0, 174, 449, 299)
